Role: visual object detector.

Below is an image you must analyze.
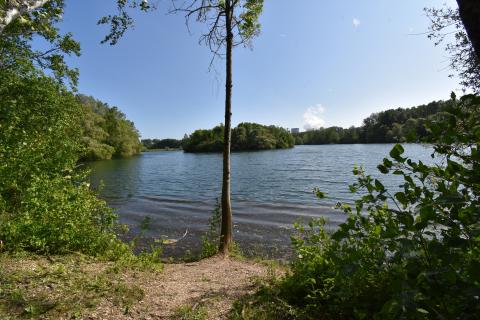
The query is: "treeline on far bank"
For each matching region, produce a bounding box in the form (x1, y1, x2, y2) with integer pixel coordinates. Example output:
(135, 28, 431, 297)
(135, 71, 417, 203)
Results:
(141, 138, 182, 150)
(143, 99, 453, 152)
(182, 122, 295, 152)
(295, 99, 452, 145)
(142, 123, 295, 152)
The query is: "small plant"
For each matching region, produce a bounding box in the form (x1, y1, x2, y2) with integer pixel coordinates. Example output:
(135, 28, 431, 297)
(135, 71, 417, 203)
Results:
(139, 216, 152, 233)
(227, 241, 245, 260)
(173, 304, 208, 320)
(200, 199, 222, 258)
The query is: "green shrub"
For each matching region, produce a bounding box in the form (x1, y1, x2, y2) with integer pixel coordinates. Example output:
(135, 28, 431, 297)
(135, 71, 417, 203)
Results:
(277, 94, 480, 319)
(0, 69, 127, 256)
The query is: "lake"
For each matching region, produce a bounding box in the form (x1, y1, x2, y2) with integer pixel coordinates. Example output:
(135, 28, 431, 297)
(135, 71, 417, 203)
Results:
(88, 144, 435, 258)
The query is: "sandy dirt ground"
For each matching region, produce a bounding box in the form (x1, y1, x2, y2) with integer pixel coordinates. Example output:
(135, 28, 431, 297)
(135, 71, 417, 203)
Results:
(85, 255, 272, 320)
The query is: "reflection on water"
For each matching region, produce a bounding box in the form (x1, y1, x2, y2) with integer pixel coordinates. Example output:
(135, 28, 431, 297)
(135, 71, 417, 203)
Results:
(88, 144, 434, 257)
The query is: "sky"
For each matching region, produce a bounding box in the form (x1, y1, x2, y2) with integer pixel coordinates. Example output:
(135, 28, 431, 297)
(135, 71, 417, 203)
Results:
(55, 0, 461, 139)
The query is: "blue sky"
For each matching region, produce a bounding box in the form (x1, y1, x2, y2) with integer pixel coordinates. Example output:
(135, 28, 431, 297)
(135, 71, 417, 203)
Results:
(58, 0, 460, 139)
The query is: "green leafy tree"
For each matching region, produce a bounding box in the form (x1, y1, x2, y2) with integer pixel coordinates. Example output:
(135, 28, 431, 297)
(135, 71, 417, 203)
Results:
(0, 0, 80, 86)
(1, 1, 51, 33)
(0, 67, 124, 255)
(103, 107, 142, 158)
(0, 0, 152, 86)
(79, 97, 115, 160)
(98, 0, 152, 45)
(1, 1, 151, 37)
(78, 95, 142, 160)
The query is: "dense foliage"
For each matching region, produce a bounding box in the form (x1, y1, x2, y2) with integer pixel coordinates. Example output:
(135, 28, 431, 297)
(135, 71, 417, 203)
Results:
(244, 94, 479, 319)
(141, 138, 183, 150)
(0, 68, 129, 256)
(183, 122, 295, 152)
(295, 99, 451, 144)
(0, 0, 80, 86)
(1, 2, 142, 163)
(0, 1, 152, 260)
(78, 95, 142, 161)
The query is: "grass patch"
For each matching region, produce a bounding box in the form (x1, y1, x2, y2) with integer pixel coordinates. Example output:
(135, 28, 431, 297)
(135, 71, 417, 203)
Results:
(0, 252, 158, 319)
(228, 282, 297, 320)
(228, 261, 295, 320)
(173, 303, 208, 320)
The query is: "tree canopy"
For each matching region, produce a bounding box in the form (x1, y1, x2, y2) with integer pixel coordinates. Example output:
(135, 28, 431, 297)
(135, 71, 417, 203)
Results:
(78, 95, 142, 161)
(183, 122, 294, 152)
(0, 0, 149, 258)
(0, 0, 152, 86)
(0, 67, 122, 255)
(295, 99, 452, 145)
(142, 138, 183, 150)
(0, 0, 80, 86)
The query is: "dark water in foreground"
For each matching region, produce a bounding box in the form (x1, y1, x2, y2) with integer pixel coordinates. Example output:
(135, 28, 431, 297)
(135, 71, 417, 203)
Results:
(88, 144, 434, 258)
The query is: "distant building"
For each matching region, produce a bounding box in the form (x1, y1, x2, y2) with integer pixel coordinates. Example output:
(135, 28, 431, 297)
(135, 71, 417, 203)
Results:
(290, 128, 300, 134)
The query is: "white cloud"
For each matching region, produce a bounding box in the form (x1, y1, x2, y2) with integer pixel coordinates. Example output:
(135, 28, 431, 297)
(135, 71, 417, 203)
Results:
(303, 104, 325, 131)
(352, 18, 361, 28)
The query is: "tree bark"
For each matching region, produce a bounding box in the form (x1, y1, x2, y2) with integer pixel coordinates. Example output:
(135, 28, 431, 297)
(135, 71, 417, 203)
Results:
(219, 0, 234, 255)
(456, 0, 480, 59)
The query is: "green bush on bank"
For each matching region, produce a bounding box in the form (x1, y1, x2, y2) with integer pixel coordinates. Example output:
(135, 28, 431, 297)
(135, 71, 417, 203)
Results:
(284, 94, 480, 319)
(233, 94, 480, 319)
(0, 69, 129, 257)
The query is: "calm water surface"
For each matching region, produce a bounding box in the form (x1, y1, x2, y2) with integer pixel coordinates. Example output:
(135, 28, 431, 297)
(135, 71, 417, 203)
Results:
(89, 144, 434, 257)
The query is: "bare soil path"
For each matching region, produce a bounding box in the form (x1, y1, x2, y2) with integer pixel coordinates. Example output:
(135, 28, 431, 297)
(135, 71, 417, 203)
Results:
(89, 255, 272, 319)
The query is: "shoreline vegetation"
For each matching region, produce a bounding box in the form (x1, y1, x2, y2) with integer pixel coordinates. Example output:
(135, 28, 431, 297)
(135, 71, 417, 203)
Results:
(293, 99, 451, 145)
(142, 147, 182, 152)
(140, 98, 452, 154)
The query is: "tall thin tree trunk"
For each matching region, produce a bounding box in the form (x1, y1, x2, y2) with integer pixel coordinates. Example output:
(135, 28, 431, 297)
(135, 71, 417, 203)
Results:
(219, 0, 233, 254)
(456, 0, 480, 59)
